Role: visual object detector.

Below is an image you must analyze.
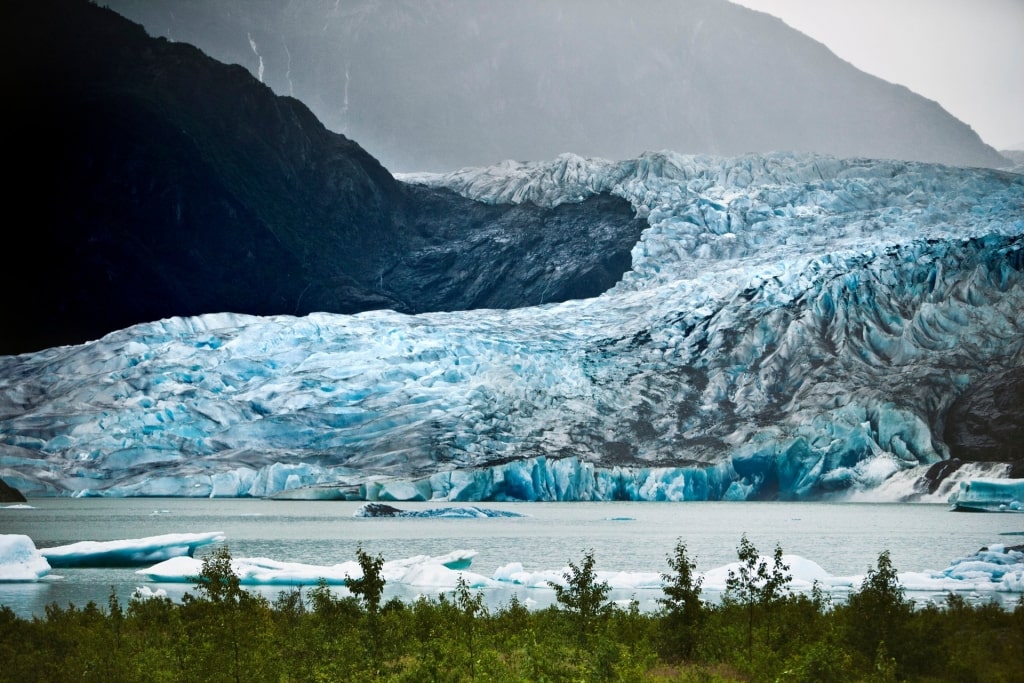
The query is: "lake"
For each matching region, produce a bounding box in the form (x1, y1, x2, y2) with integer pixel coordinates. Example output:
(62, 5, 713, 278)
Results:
(2, 499, 1022, 617)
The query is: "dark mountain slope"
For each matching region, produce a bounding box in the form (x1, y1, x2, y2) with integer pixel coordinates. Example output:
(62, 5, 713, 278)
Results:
(103, 0, 1006, 172)
(1, 0, 641, 355)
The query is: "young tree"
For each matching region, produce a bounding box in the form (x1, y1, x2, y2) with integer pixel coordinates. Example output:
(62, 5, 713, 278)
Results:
(193, 545, 243, 605)
(345, 545, 386, 616)
(843, 550, 910, 669)
(549, 549, 612, 645)
(723, 534, 791, 660)
(453, 575, 486, 680)
(658, 538, 705, 659)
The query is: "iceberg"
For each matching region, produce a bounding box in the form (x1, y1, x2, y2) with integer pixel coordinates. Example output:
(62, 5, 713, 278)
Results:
(1, 153, 1022, 501)
(948, 479, 1024, 512)
(40, 532, 226, 567)
(353, 503, 527, 518)
(137, 549, 485, 587)
(125, 543, 1023, 606)
(0, 534, 52, 582)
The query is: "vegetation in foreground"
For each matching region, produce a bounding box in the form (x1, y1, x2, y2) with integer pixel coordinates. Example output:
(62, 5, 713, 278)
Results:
(1, 537, 1022, 682)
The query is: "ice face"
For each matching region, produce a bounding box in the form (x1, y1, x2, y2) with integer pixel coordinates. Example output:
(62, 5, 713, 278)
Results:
(1, 152, 1022, 500)
(40, 532, 226, 568)
(0, 534, 51, 582)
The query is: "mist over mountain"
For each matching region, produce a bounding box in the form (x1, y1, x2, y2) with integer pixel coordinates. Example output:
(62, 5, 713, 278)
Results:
(2, 0, 641, 355)
(103, 0, 1006, 172)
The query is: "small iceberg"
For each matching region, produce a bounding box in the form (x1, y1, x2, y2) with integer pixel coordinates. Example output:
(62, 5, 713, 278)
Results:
(354, 503, 526, 518)
(137, 549, 486, 587)
(0, 534, 52, 582)
(41, 531, 225, 567)
(949, 479, 1024, 512)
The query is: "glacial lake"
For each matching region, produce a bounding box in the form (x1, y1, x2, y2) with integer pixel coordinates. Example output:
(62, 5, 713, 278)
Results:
(3, 499, 1022, 618)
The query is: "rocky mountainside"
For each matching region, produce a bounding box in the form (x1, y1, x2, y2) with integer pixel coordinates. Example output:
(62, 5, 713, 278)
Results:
(1, 0, 641, 355)
(104, 0, 1007, 172)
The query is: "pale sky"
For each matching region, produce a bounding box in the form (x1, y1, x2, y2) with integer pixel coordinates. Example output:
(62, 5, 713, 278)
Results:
(729, 0, 1024, 150)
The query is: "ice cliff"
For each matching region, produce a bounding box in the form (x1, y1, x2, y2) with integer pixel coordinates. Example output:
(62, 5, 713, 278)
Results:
(1, 152, 1021, 500)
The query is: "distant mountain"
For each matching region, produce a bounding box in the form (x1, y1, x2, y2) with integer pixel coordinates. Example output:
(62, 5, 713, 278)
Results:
(1, 0, 641, 355)
(103, 0, 1007, 172)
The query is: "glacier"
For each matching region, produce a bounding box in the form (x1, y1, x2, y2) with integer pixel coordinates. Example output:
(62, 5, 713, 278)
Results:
(0, 152, 1021, 500)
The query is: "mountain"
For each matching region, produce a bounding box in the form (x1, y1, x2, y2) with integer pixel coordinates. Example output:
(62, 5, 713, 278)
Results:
(102, 0, 1007, 172)
(1, 0, 641, 355)
(2, 152, 1021, 499)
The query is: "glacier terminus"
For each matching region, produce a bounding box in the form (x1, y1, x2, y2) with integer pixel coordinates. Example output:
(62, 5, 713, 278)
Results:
(1, 152, 1021, 501)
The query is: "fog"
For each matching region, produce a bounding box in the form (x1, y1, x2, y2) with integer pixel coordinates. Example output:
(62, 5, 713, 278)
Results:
(731, 0, 1024, 151)
(103, 0, 1008, 171)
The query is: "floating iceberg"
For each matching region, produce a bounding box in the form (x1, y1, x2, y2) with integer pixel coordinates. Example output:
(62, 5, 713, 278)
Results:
(0, 534, 52, 582)
(2, 153, 1022, 500)
(137, 549, 484, 587)
(126, 542, 1024, 605)
(353, 503, 527, 518)
(948, 479, 1024, 512)
(937, 544, 1024, 591)
(41, 532, 225, 568)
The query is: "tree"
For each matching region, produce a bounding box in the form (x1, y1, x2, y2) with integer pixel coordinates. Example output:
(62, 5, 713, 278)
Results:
(549, 549, 612, 645)
(843, 550, 910, 669)
(193, 545, 243, 605)
(345, 545, 386, 616)
(658, 538, 705, 659)
(724, 534, 791, 660)
(453, 575, 487, 680)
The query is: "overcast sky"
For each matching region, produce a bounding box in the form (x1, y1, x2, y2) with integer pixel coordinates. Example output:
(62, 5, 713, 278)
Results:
(730, 0, 1024, 150)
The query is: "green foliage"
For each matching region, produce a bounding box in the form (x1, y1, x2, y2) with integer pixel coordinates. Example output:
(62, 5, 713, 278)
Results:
(344, 544, 386, 615)
(722, 533, 791, 663)
(2, 537, 1022, 683)
(549, 548, 612, 645)
(658, 538, 705, 660)
(841, 549, 910, 670)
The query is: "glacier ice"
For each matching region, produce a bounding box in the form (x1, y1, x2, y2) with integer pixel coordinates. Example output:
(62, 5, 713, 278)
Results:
(1, 152, 1022, 500)
(40, 531, 226, 568)
(948, 478, 1024, 512)
(0, 534, 52, 582)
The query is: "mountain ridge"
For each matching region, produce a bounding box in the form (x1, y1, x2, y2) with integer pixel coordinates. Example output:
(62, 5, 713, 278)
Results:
(2, 0, 642, 355)
(103, 0, 1008, 172)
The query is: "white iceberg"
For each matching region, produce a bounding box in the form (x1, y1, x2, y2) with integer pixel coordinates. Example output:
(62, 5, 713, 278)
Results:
(0, 534, 52, 582)
(137, 548, 484, 587)
(41, 531, 225, 567)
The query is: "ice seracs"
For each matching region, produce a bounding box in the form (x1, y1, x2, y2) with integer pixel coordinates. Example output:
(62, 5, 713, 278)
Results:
(1, 152, 1022, 501)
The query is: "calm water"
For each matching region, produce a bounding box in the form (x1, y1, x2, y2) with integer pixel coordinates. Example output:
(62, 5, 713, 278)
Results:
(3, 499, 1022, 617)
